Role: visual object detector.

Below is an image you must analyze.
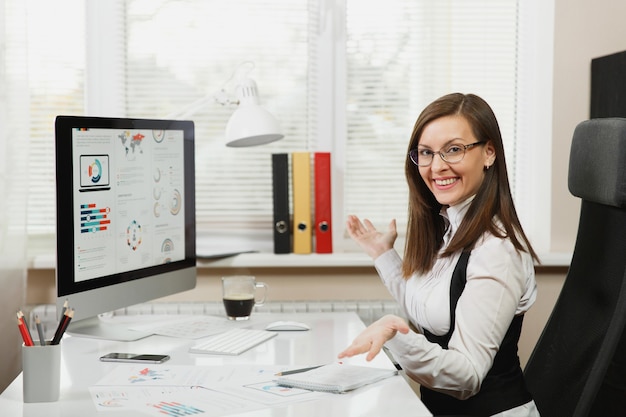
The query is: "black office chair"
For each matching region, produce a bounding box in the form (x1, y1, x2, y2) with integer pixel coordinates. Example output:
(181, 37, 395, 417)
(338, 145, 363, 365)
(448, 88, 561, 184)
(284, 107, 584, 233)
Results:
(524, 118, 626, 417)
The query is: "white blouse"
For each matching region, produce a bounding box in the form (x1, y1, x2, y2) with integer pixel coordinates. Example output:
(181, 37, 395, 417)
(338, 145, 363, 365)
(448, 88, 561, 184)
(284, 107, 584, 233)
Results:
(375, 197, 537, 402)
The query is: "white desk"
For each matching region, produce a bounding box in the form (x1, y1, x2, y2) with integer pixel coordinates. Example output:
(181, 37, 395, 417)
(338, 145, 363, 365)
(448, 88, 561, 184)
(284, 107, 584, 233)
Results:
(0, 312, 431, 416)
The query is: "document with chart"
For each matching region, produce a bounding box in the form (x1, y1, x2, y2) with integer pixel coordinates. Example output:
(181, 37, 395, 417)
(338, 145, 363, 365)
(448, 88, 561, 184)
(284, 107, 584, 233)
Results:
(90, 364, 326, 416)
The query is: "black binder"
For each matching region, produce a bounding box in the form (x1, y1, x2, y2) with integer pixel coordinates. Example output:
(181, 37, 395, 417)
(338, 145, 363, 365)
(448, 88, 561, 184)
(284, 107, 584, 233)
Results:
(272, 153, 291, 253)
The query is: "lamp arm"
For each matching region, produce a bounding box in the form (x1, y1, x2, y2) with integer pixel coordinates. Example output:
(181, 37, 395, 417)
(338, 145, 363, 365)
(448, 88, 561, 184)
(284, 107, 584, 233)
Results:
(165, 89, 238, 120)
(166, 62, 256, 120)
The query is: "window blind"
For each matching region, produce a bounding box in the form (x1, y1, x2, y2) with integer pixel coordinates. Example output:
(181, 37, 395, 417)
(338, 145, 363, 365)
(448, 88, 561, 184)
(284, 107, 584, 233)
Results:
(344, 0, 518, 233)
(124, 0, 312, 239)
(22, 0, 85, 237)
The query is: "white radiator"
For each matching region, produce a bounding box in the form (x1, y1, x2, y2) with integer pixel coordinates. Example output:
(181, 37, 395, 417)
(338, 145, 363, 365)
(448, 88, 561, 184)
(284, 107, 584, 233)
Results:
(115, 300, 403, 325)
(29, 299, 403, 339)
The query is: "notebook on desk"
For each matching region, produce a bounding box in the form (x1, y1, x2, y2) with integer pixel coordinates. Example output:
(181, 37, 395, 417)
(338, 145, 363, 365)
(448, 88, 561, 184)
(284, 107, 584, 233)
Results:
(274, 363, 398, 393)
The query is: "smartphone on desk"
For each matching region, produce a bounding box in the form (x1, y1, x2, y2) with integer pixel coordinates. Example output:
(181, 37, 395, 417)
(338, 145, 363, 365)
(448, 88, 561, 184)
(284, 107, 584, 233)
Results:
(100, 353, 170, 364)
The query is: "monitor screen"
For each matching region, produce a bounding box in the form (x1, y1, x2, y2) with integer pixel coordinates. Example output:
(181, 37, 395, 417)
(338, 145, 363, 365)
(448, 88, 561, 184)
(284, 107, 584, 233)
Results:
(55, 116, 196, 341)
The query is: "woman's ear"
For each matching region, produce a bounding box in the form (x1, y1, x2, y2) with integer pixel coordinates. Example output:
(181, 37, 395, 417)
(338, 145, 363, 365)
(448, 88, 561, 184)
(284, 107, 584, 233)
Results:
(484, 141, 496, 168)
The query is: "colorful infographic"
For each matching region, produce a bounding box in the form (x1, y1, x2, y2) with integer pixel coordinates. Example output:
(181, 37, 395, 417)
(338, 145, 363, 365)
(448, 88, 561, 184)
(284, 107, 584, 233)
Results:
(73, 127, 185, 282)
(79, 155, 110, 189)
(80, 203, 111, 233)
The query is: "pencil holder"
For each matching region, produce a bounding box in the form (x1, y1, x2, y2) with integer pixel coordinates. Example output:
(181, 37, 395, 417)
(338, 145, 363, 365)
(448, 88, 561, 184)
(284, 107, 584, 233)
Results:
(22, 341, 61, 403)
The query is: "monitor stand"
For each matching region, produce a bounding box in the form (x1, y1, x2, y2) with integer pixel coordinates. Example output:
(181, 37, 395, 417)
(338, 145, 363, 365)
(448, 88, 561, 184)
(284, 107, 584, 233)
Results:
(65, 316, 151, 342)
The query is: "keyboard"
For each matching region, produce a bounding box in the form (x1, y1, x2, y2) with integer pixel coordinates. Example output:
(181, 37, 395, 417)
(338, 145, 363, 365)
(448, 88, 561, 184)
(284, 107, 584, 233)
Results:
(189, 328, 278, 355)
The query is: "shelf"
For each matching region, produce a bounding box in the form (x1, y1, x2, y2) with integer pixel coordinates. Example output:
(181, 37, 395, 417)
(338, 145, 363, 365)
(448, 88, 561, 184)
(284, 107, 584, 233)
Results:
(197, 252, 375, 268)
(197, 251, 572, 269)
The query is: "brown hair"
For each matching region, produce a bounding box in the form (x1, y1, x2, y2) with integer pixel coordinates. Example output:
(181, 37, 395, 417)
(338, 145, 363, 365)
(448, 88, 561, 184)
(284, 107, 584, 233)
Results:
(402, 93, 539, 277)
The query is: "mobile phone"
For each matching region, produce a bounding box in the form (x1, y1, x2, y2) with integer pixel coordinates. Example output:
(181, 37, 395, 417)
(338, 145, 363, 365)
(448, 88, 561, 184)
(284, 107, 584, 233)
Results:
(99, 353, 170, 364)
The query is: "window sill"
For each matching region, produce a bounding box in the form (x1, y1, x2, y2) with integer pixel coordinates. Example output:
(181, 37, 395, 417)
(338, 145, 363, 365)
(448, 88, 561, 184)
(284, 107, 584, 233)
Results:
(29, 251, 572, 270)
(200, 251, 572, 269)
(197, 252, 375, 268)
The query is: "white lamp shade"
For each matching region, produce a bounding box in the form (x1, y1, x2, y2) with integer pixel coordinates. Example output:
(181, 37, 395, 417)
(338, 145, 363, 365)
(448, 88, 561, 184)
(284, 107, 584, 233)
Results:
(224, 103, 284, 147)
(224, 77, 284, 147)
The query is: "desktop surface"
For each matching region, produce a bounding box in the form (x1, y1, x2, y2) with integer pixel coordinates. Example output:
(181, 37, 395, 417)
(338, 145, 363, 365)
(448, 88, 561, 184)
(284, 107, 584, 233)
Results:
(1, 311, 431, 417)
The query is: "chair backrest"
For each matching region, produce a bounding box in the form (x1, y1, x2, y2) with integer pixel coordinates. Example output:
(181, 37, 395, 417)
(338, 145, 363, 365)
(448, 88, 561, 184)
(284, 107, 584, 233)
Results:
(524, 118, 626, 417)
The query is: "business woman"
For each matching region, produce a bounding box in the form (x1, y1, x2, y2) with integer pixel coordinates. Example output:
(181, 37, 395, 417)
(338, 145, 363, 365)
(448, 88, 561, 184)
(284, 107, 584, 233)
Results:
(339, 93, 540, 416)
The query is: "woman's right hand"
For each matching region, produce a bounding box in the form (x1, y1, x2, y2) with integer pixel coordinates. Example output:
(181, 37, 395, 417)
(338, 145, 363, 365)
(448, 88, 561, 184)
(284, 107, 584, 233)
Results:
(338, 314, 409, 362)
(346, 215, 397, 260)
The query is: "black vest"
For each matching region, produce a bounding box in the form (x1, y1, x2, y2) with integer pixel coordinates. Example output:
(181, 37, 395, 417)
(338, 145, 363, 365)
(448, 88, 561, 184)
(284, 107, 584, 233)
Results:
(420, 251, 532, 416)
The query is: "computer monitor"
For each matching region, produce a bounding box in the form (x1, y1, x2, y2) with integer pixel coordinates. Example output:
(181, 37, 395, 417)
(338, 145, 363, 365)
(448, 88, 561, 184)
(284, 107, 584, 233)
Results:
(54, 116, 196, 341)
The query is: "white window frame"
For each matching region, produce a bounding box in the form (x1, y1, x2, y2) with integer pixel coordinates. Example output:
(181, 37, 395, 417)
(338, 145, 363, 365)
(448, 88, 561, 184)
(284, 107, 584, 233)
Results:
(514, 0, 555, 255)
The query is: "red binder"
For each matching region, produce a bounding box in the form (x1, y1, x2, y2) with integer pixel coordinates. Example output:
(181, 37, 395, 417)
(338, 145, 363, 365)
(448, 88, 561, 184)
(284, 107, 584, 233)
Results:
(314, 152, 332, 253)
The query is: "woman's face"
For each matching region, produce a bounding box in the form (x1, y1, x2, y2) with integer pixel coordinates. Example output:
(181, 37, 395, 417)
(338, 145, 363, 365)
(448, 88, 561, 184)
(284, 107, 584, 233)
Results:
(417, 115, 495, 207)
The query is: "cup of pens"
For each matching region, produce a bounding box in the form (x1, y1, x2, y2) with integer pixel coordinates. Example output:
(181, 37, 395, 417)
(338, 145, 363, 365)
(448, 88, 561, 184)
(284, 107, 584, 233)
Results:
(18, 308, 73, 402)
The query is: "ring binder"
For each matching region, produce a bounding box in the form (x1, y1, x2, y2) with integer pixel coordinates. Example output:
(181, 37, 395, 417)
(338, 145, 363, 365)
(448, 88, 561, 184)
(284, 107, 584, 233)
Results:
(292, 152, 312, 254)
(272, 153, 291, 254)
(314, 152, 332, 253)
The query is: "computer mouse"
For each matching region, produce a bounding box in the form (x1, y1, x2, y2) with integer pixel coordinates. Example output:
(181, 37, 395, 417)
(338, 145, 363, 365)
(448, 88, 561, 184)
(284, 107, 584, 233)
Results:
(265, 320, 311, 331)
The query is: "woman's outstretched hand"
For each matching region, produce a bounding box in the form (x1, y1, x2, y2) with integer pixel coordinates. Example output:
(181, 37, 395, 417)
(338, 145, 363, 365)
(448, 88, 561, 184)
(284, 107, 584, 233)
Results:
(338, 315, 410, 362)
(346, 215, 397, 260)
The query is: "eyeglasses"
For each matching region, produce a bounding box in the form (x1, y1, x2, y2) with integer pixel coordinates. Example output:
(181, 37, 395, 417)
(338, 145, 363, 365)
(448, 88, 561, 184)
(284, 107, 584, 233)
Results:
(408, 141, 486, 167)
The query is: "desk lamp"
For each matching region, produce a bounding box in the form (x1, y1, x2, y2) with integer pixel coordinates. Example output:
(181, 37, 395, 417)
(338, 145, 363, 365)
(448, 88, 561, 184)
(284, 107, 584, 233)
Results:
(224, 77, 283, 147)
(169, 63, 284, 148)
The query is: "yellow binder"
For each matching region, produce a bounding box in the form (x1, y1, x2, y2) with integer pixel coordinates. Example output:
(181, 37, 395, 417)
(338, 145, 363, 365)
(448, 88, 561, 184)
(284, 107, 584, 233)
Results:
(292, 152, 312, 254)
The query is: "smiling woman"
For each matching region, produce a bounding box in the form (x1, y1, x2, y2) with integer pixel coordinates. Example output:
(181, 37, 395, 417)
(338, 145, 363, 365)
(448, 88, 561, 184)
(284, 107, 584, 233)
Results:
(342, 93, 541, 416)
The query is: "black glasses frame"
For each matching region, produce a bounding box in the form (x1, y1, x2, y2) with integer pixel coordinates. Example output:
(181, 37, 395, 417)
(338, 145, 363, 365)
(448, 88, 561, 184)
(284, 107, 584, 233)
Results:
(408, 141, 486, 167)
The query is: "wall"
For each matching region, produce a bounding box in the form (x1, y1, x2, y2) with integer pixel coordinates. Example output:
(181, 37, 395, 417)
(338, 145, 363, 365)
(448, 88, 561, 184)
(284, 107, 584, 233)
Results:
(0, 31, 29, 393)
(0, 261, 26, 393)
(551, 0, 626, 251)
